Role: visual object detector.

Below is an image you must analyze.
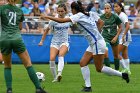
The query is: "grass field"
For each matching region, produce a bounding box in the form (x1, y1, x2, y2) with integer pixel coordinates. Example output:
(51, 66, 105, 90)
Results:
(0, 64, 140, 93)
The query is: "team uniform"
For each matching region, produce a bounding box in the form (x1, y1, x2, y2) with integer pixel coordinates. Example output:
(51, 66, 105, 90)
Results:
(48, 20, 71, 50)
(70, 12, 106, 55)
(100, 13, 122, 46)
(117, 12, 132, 46)
(0, 4, 26, 55)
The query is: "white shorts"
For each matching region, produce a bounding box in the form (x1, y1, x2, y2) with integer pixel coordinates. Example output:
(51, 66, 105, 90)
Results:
(50, 42, 69, 50)
(119, 39, 131, 46)
(86, 40, 106, 55)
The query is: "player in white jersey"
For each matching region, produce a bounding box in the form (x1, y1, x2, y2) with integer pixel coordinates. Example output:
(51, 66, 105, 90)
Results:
(39, 4, 71, 82)
(40, 1, 130, 92)
(114, 2, 132, 74)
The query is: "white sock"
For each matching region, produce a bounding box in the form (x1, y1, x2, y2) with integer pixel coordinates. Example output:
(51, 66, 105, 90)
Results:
(58, 57, 64, 75)
(120, 59, 126, 69)
(50, 61, 57, 79)
(101, 66, 122, 77)
(81, 66, 91, 87)
(124, 59, 130, 70)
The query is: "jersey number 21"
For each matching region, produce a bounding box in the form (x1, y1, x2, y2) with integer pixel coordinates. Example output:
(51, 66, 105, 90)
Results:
(9, 12, 16, 25)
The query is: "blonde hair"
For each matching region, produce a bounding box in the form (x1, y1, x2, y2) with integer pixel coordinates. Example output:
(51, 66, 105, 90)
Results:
(8, 0, 17, 4)
(104, 3, 111, 8)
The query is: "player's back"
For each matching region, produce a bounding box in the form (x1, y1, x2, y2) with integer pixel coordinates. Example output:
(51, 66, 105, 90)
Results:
(0, 4, 24, 40)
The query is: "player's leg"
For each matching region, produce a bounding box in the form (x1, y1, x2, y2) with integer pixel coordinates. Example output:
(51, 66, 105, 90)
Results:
(2, 53, 12, 93)
(80, 50, 93, 92)
(18, 50, 47, 93)
(14, 39, 47, 93)
(50, 47, 59, 82)
(94, 54, 129, 83)
(111, 45, 120, 70)
(104, 42, 110, 67)
(57, 44, 68, 82)
(122, 46, 131, 74)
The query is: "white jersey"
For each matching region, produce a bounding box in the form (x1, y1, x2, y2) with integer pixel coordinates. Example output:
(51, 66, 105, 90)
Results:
(69, 12, 104, 47)
(118, 12, 132, 42)
(48, 19, 71, 45)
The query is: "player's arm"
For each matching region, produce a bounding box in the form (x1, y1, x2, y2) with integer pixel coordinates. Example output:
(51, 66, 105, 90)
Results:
(41, 15, 72, 23)
(19, 22, 23, 30)
(96, 19, 104, 32)
(111, 24, 122, 44)
(38, 27, 50, 46)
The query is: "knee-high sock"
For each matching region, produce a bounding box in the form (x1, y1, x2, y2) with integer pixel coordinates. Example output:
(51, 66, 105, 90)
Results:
(114, 59, 120, 70)
(81, 66, 91, 87)
(26, 66, 41, 89)
(104, 58, 110, 67)
(124, 59, 130, 70)
(101, 66, 122, 77)
(4, 68, 12, 89)
(120, 59, 126, 69)
(50, 61, 57, 79)
(58, 56, 64, 75)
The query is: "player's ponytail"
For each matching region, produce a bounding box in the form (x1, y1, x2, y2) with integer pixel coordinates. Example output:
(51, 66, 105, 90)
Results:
(71, 1, 89, 16)
(8, 0, 18, 4)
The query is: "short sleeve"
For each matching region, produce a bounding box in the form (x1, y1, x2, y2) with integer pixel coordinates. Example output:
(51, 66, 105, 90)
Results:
(89, 12, 100, 22)
(69, 13, 82, 24)
(115, 15, 122, 25)
(120, 13, 128, 24)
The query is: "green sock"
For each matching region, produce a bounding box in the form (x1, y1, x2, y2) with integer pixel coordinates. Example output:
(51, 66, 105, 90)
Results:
(114, 59, 120, 70)
(4, 68, 12, 89)
(104, 58, 110, 67)
(26, 66, 41, 89)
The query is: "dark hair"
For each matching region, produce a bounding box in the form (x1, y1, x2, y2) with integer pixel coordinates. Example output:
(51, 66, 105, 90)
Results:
(71, 1, 89, 16)
(58, 3, 67, 12)
(114, 2, 125, 13)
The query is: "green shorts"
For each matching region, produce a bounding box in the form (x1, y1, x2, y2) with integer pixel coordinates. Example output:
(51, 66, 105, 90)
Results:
(0, 39, 26, 55)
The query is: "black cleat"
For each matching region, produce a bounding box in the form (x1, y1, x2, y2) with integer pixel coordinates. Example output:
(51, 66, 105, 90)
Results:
(36, 88, 47, 93)
(122, 73, 130, 83)
(7, 88, 12, 93)
(81, 86, 92, 92)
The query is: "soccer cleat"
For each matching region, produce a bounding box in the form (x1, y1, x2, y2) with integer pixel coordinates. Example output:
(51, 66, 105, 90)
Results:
(81, 86, 92, 92)
(121, 69, 131, 75)
(52, 79, 58, 83)
(122, 73, 130, 83)
(36, 88, 47, 93)
(57, 75, 62, 82)
(7, 88, 12, 93)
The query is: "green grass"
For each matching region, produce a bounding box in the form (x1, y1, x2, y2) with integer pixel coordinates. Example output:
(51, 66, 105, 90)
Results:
(0, 64, 140, 93)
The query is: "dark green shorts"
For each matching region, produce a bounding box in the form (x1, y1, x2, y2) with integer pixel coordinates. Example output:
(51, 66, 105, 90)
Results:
(0, 39, 26, 55)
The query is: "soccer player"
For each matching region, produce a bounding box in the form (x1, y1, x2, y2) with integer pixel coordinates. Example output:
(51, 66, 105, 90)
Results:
(40, 1, 129, 92)
(114, 2, 132, 74)
(39, 4, 71, 82)
(0, 0, 47, 93)
(100, 3, 122, 70)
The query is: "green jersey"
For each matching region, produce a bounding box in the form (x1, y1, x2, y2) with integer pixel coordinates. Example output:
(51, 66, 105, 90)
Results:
(0, 4, 24, 41)
(100, 13, 122, 42)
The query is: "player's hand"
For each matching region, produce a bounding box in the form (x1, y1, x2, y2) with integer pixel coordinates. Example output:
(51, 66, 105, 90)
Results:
(122, 35, 125, 43)
(111, 36, 117, 44)
(38, 42, 43, 46)
(40, 14, 46, 19)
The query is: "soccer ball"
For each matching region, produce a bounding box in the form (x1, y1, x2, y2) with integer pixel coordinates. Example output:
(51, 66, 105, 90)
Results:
(36, 72, 45, 82)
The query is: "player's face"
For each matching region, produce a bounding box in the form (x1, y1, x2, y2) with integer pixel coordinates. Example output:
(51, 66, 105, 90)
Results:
(0, 0, 5, 5)
(114, 4, 121, 14)
(57, 7, 66, 18)
(104, 6, 111, 14)
(71, 8, 77, 15)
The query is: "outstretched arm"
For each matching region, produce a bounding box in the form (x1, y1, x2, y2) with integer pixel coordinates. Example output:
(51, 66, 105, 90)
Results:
(41, 15, 72, 23)
(38, 27, 50, 46)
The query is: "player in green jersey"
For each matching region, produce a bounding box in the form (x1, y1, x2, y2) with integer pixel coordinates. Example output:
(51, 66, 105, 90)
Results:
(100, 3, 122, 70)
(0, 0, 47, 93)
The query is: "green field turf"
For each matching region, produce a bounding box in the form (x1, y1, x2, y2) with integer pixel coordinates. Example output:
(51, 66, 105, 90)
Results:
(0, 64, 139, 93)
